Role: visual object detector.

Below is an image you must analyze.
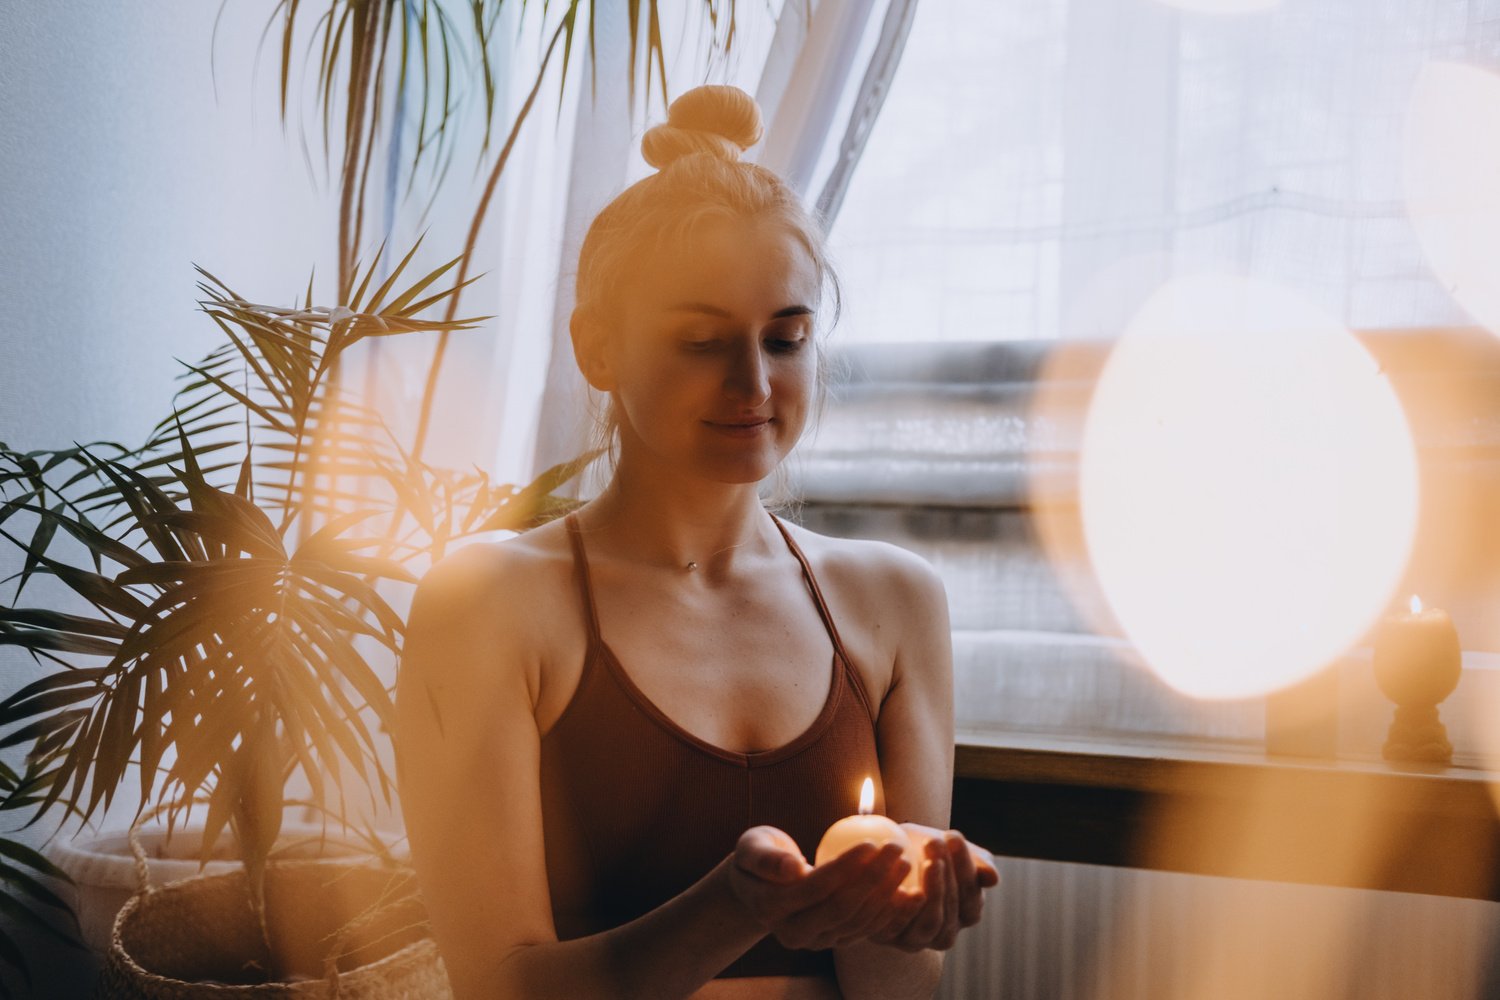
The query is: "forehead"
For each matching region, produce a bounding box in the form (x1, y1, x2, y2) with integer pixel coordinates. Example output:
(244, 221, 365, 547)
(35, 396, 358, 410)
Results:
(626, 215, 821, 321)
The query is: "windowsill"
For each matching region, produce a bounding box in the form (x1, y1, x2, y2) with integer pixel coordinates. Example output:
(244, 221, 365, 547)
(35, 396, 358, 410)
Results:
(952, 727, 1500, 901)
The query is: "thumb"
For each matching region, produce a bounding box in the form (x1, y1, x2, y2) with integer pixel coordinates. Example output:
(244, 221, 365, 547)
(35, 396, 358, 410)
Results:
(735, 826, 808, 883)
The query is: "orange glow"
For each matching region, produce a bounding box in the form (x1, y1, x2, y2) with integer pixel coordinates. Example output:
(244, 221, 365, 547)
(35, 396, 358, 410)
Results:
(1080, 275, 1419, 699)
(857, 776, 874, 816)
(1405, 61, 1500, 338)
(1481, 675, 1500, 819)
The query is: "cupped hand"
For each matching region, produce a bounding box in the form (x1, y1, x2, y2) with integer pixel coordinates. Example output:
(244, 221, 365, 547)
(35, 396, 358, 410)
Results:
(727, 826, 914, 951)
(868, 825, 999, 952)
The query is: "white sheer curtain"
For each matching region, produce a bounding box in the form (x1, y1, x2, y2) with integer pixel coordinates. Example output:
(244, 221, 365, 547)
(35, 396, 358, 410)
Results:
(827, 0, 1487, 347)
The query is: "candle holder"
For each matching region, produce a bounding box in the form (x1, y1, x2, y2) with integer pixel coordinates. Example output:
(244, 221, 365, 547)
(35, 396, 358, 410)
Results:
(1371, 598, 1462, 765)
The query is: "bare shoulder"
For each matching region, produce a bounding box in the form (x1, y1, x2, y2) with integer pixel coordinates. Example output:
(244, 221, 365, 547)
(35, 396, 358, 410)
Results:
(414, 521, 572, 627)
(402, 518, 582, 704)
(415, 519, 572, 610)
(774, 517, 950, 710)
(776, 517, 947, 622)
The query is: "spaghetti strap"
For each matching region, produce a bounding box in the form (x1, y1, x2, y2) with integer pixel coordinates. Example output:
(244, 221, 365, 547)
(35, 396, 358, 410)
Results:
(563, 514, 602, 645)
(767, 513, 858, 680)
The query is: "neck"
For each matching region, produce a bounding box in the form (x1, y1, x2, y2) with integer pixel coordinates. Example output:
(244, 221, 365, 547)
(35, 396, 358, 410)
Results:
(583, 456, 782, 575)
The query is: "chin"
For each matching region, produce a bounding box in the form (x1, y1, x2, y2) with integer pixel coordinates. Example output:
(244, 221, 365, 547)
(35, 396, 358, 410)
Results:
(693, 447, 787, 486)
(702, 460, 782, 486)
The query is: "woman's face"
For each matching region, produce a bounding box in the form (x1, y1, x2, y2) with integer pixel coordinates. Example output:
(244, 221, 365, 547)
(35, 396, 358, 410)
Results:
(594, 215, 821, 485)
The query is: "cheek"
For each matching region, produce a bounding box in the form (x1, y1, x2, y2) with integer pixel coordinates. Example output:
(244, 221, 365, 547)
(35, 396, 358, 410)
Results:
(776, 357, 817, 409)
(610, 355, 699, 433)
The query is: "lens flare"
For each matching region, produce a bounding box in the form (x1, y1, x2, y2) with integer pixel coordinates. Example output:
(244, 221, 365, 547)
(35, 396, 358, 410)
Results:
(1080, 274, 1419, 699)
(1405, 61, 1500, 338)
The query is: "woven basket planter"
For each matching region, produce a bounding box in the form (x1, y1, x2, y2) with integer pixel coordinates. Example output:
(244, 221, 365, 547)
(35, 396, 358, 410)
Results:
(51, 824, 393, 956)
(94, 861, 451, 998)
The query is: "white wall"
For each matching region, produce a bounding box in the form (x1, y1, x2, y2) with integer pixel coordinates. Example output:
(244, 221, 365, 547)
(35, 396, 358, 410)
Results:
(1, 3, 336, 448)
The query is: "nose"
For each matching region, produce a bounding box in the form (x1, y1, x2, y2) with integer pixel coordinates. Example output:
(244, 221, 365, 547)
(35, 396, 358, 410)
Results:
(725, 340, 771, 406)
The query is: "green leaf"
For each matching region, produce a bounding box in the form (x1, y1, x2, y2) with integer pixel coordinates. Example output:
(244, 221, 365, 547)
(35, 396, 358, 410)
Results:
(199, 762, 237, 871)
(0, 683, 102, 728)
(0, 610, 128, 639)
(89, 668, 144, 818)
(291, 561, 404, 641)
(0, 666, 104, 715)
(84, 456, 191, 564)
(0, 710, 88, 753)
(16, 503, 60, 597)
(0, 627, 119, 658)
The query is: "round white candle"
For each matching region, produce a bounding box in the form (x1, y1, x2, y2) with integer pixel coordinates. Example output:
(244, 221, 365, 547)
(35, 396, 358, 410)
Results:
(816, 777, 922, 891)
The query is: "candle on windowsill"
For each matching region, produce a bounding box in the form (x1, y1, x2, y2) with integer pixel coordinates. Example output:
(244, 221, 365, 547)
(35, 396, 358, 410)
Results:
(1372, 595, 1462, 764)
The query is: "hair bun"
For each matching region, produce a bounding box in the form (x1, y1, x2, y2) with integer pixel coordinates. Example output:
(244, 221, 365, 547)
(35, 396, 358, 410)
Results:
(641, 85, 764, 169)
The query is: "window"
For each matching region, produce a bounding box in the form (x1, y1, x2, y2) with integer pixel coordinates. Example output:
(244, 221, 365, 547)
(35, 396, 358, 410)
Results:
(799, 0, 1500, 762)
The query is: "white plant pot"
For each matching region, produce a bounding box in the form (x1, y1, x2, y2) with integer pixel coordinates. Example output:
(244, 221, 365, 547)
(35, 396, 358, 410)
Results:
(47, 824, 397, 956)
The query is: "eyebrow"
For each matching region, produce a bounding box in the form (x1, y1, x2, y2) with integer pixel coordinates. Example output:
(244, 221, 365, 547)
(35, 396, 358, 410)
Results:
(666, 303, 814, 320)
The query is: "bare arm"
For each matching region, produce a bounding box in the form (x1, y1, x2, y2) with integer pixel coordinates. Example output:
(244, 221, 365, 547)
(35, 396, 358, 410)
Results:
(395, 544, 909, 1000)
(832, 547, 988, 1000)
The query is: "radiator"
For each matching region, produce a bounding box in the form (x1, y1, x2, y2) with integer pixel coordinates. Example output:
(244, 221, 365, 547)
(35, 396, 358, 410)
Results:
(936, 858, 1500, 1000)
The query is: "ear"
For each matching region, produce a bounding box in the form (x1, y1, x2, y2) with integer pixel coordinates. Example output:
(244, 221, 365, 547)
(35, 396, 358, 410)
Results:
(570, 308, 617, 392)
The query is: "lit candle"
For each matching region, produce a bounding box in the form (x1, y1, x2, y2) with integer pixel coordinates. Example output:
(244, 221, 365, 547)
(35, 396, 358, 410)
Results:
(1372, 595, 1462, 763)
(816, 777, 925, 891)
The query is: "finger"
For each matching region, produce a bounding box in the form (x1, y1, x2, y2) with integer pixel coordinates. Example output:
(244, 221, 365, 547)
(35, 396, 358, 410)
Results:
(869, 885, 926, 946)
(787, 840, 883, 909)
(782, 843, 905, 948)
(832, 849, 912, 943)
(734, 827, 809, 884)
(934, 836, 961, 949)
(894, 849, 947, 949)
(949, 833, 985, 927)
(970, 844, 1001, 888)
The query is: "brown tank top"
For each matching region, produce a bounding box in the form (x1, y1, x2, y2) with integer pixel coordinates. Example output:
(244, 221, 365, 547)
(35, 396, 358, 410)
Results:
(539, 513, 885, 980)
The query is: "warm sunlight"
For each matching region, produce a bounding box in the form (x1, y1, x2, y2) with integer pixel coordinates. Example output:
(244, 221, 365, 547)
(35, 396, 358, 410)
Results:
(1079, 275, 1419, 699)
(1405, 61, 1500, 339)
(1482, 679, 1500, 819)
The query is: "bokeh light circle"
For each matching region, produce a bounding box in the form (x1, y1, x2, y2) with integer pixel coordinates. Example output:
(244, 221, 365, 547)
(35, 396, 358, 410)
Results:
(1080, 274, 1419, 699)
(1405, 61, 1500, 338)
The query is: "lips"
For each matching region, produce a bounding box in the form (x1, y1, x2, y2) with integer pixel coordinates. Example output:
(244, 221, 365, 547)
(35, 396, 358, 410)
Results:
(705, 418, 772, 437)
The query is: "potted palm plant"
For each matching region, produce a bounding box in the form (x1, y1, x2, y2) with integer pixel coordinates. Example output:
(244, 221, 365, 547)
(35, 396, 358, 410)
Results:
(0, 247, 585, 991)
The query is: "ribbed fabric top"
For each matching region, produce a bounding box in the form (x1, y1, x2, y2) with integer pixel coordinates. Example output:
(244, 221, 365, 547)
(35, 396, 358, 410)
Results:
(540, 513, 884, 980)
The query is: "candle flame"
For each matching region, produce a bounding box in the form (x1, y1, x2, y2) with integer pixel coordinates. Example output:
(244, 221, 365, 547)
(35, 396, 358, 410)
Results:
(858, 777, 874, 816)
(1411, 594, 1423, 614)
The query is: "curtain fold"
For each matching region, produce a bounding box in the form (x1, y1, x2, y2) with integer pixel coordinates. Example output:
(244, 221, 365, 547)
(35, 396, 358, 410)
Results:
(528, 0, 635, 480)
(754, 0, 878, 198)
(814, 0, 919, 223)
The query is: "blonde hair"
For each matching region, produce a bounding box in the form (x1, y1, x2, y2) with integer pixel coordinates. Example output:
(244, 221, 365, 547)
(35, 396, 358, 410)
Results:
(573, 85, 840, 502)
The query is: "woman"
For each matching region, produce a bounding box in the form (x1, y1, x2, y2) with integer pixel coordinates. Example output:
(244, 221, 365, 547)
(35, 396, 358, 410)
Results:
(396, 85, 998, 1000)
